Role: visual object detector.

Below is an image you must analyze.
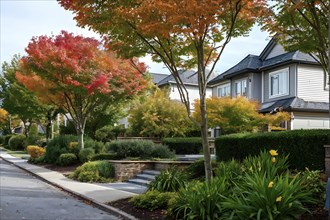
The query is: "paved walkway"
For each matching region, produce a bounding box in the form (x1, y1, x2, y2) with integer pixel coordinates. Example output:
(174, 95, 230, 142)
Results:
(0, 150, 145, 220)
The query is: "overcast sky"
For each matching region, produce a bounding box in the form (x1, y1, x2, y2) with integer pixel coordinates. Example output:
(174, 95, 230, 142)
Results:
(1, 0, 271, 75)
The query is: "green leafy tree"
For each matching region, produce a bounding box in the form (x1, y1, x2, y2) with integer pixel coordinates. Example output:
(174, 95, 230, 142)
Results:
(264, 0, 330, 119)
(129, 89, 194, 138)
(85, 103, 126, 139)
(59, 0, 267, 181)
(0, 55, 48, 136)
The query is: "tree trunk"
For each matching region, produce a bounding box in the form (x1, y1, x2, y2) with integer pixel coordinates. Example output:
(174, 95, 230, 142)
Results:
(197, 41, 212, 182)
(200, 95, 212, 182)
(77, 128, 85, 149)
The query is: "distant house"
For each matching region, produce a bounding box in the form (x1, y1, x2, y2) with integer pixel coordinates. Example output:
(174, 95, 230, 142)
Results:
(208, 38, 329, 130)
(151, 70, 213, 109)
(118, 70, 215, 128)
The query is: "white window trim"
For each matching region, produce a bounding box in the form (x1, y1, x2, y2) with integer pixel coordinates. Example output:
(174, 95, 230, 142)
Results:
(217, 83, 231, 97)
(269, 68, 289, 99)
(234, 78, 248, 97)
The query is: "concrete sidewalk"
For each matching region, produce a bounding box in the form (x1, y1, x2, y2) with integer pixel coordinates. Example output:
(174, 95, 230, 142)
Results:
(0, 150, 141, 220)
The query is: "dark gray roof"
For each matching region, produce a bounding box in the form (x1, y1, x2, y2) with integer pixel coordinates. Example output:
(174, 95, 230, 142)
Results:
(150, 73, 169, 84)
(209, 55, 261, 85)
(209, 39, 319, 85)
(157, 70, 199, 86)
(259, 97, 329, 113)
(260, 51, 318, 70)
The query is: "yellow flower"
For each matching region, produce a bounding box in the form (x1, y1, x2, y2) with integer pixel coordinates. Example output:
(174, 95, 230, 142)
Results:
(276, 196, 282, 202)
(268, 181, 274, 188)
(272, 157, 276, 163)
(269, 149, 278, 156)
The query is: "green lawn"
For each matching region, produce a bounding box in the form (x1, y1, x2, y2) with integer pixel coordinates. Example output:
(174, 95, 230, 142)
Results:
(0, 146, 30, 159)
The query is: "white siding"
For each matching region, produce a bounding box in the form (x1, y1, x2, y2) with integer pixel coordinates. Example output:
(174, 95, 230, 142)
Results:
(297, 65, 329, 102)
(169, 84, 212, 109)
(266, 43, 287, 59)
(292, 113, 329, 129)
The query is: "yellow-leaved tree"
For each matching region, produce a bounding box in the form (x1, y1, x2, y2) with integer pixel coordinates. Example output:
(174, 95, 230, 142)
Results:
(129, 88, 195, 138)
(193, 97, 290, 134)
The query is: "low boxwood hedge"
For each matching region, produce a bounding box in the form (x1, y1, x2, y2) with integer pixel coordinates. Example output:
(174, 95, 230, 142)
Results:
(215, 129, 330, 170)
(162, 137, 202, 154)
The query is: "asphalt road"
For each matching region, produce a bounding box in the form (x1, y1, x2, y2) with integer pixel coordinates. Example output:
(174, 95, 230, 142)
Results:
(0, 158, 120, 220)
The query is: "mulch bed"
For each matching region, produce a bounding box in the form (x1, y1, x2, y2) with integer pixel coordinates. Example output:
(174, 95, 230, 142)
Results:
(108, 198, 174, 220)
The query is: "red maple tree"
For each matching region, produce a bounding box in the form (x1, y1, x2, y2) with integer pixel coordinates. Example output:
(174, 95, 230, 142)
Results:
(17, 31, 147, 148)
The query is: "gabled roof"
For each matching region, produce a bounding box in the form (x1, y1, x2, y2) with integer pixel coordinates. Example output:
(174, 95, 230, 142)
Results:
(150, 73, 169, 84)
(208, 55, 261, 85)
(259, 97, 329, 113)
(209, 38, 319, 85)
(157, 69, 199, 86)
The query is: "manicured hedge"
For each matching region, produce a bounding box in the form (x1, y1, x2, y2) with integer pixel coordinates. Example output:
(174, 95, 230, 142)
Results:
(215, 129, 330, 170)
(162, 137, 202, 154)
(107, 140, 174, 159)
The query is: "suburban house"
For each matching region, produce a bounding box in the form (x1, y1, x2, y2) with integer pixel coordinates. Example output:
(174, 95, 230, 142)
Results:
(208, 38, 329, 131)
(152, 70, 213, 109)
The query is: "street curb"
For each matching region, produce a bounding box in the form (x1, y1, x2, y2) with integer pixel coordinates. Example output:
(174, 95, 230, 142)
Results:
(0, 156, 138, 220)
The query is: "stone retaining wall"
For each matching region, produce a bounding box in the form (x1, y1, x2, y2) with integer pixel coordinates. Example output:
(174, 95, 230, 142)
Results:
(109, 160, 193, 182)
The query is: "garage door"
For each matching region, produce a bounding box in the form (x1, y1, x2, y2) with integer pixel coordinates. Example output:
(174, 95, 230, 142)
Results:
(293, 117, 329, 129)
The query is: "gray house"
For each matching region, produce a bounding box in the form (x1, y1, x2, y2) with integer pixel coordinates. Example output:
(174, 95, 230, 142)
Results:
(208, 38, 329, 130)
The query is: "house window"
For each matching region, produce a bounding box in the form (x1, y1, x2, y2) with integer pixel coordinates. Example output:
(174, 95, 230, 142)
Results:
(269, 68, 289, 98)
(234, 79, 247, 97)
(217, 83, 231, 97)
(325, 71, 329, 90)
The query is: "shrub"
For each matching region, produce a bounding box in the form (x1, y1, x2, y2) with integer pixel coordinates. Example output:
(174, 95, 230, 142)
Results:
(4, 134, 14, 147)
(44, 135, 78, 164)
(0, 135, 4, 145)
(107, 140, 154, 158)
(8, 134, 26, 150)
(170, 177, 230, 219)
(26, 145, 45, 158)
(78, 148, 95, 163)
(85, 139, 105, 154)
(70, 161, 115, 182)
(107, 140, 173, 159)
(215, 129, 330, 170)
(91, 153, 121, 161)
(148, 167, 188, 192)
(151, 144, 175, 159)
(162, 137, 202, 154)
(301, 168, 326, 207)
(57, 153, 78, 166)
(185, 159, 218, 180)
(95, 126, 115, 143)
(26, 124, 39, 145)
(129, 190, 177, 211)
(29, 154, 46, 164)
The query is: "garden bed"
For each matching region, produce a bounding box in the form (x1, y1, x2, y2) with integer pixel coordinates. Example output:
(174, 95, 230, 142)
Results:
(108, 199, 328, 220)
(108, 198, 174, 220)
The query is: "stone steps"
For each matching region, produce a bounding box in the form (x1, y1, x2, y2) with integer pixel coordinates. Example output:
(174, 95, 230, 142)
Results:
(127, 169, 161, 187)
